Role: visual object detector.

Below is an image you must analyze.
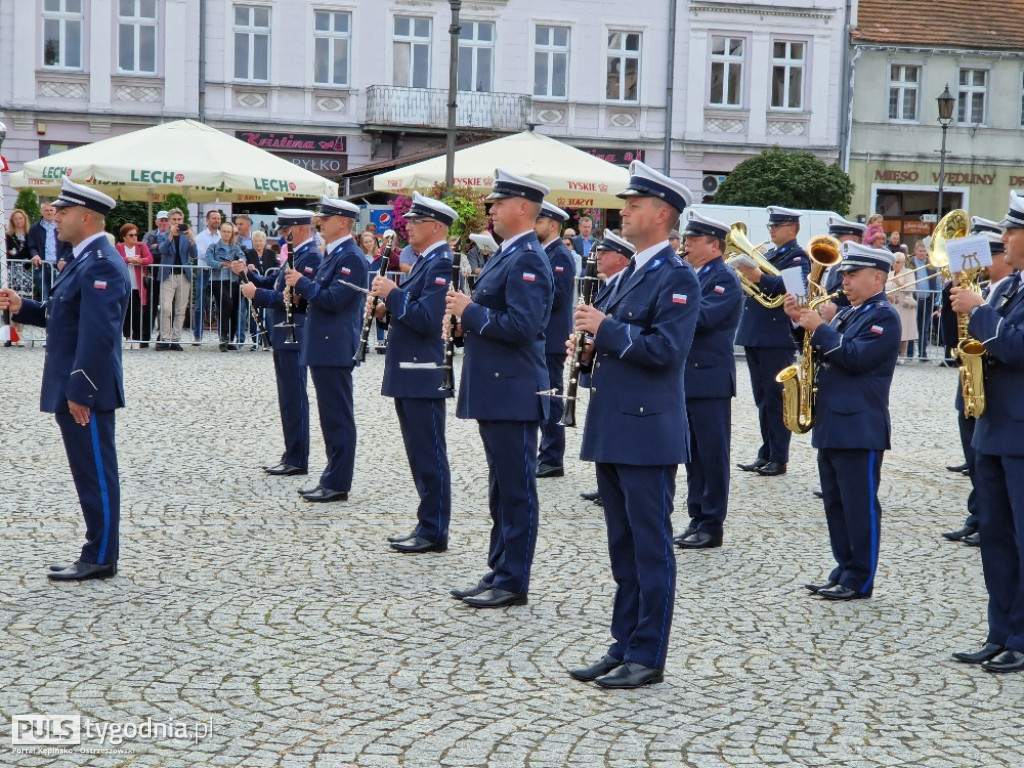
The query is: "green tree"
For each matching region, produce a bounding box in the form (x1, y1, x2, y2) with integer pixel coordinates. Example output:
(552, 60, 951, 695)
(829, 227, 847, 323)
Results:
(427, 182, 488, 248)
(163, 193, 192, 227)
(106, 200, 150, 237)
(713, 146, 855, 216)
(15, 188, 42, 223)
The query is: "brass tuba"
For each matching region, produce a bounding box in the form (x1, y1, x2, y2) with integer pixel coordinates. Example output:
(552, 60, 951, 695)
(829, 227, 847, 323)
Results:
(725, 222, 785, 308)
(933, 209, 986, 417)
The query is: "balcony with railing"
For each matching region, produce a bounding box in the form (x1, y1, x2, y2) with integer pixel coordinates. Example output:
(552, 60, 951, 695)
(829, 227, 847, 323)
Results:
(364, 85, 532, 133)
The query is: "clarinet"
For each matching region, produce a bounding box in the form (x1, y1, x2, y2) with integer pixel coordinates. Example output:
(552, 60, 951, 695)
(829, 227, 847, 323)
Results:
(234, 254, 270, 343)
(354, 233, 395, 362)
(440, 252, 463, 392)
(278, 235, 299, 345)
(559, 255, 601, 427)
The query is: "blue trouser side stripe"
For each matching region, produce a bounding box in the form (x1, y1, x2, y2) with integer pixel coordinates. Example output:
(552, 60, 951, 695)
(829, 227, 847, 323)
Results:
(90, 418, 112, 563)
(863, 449, 879, 594)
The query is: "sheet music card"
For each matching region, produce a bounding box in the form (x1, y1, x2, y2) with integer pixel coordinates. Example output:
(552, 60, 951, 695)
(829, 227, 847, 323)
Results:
(945, 235, 992, 274)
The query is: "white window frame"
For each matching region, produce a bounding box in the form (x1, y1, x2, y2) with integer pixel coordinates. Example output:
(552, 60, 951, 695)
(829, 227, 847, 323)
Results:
(957, 67, 988, 125)
(769, 38, 806, 111)
(393, 15, 431, 89)
(233, 4, 271, 83)
(117, 0, 158, 75)
(533, 24, 570, 100)
(458, 21, 494, 93)
(42, 0, 84, 70)
(313, 9, 351, 87)
(708, 34, 745, 108)
(606, 29, 641, 103)
(887, 63, 920, 122)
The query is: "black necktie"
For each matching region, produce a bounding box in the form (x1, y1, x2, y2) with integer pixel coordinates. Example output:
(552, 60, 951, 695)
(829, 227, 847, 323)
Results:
(614, 258, 637, 297)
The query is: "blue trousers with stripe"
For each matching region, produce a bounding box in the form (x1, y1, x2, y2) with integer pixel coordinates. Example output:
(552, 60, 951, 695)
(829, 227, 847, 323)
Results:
(818, 448, 882, 595)
(957, 411, 979, 530)
(273, 349, 309, 470)
(684, 397, 731, 537)
(744, 346, 794, 463)
(56, 410, 120, 565)
(478, 420, 540, 595)
(395, 398, 450, 544)
(596, 462, 677, 670)
(538, 353, 566, 466)
(309, 366, 356, 493)
(973, 453, 1024, 651)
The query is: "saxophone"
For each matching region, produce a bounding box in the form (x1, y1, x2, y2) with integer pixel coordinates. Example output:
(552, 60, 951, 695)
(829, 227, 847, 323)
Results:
(956, 264, 987, 418)
(776, 235, 842, 434)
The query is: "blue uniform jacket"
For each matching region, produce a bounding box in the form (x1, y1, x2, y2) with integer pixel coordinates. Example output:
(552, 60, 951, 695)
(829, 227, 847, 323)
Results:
(249, 241, 321, 350)
(14, 236, 130, 413)
(292, 236, 367, 368)
(734, 239, 810, 348)
(580, 246, 700, 466)
(156, 232, 198, 277)
(381, 244, 453, 399)
(807, 292, 901, 450)
(543, 239, 577, 355)
(685, 257, 742, 399)
(457, 233, 552, 422)
(968, 277, 1024, 456)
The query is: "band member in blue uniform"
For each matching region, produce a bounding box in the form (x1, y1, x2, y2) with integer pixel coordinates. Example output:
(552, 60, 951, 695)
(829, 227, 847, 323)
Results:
(369, 193, 458, 554)
(568, 161, 699, 688)
(1, 178, 130, 581)
(675, 210, 742, 550)
(233, 209, 321, 476)
(820, 216, 867, 319)
(785, 242, 900, 601)
(942, 219, 1009, 545)
(734, 206, 811, 476)
(949, 191, 1024, 672)
(445, 169, 553, 608)
(535, 201, 577, 479)
(289, 197, 367, 502)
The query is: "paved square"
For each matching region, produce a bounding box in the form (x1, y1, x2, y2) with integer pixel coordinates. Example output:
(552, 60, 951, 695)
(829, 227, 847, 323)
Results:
(0, 347, 1020, 767)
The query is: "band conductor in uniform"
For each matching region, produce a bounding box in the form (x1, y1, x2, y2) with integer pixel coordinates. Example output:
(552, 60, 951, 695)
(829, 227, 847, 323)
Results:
(949, 191, 1024, 672)
(445, 169, 553, 608)
(369, 192, 458, 554)
(290, 196, 368, 503)
(233, 209, 321, 477)
(734, 206, 811, 476)
(675, 210, 742, 550)
(1, 178, 130, 581)
(535, 201, 577, 479)
(785, 242, 900, 601)
(568, 161, 699, 688)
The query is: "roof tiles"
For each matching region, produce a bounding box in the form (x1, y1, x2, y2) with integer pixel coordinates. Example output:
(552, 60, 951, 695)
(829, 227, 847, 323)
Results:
(854, 0, 1024, 50)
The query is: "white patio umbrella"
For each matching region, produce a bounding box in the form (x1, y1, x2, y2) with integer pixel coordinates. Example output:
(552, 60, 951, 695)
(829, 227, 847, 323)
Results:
(373, 131, 630, 209)
(11, 119, 337, 203)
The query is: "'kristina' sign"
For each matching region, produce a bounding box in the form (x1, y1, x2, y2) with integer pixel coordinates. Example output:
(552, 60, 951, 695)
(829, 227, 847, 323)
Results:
(236, 131, 347, 154)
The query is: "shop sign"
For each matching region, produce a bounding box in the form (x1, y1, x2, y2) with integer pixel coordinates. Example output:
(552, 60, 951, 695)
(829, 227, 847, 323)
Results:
(236, 131, 347, 154)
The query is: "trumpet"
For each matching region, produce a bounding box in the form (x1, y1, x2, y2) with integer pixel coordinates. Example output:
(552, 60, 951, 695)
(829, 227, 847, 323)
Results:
(725, 222, 785, 308)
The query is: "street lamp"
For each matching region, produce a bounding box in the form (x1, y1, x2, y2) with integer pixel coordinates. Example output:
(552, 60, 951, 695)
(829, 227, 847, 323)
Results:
(935, 84, 955, 217)
(444, 1, 462, 188)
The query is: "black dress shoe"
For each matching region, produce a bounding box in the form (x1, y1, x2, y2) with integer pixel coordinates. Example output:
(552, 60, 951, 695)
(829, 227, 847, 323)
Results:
(594, 662, 664, 689)
(962, 532, 981, 547)
(390, 536, 447, 553)
(462, 588, 528, 608)
(568, 655, 623, 682)
(982, 649, 1024, 673)
(817, 583, 871, 600)
(942, 526, 976, 542)
(952, 642, 1004, 664)
(170, 343, 184, 351)
(672, 526, 697, 545)
(297, 484, 321, 495)
(451, 581, 491, 599)
(536, 463, 564, 478)
(813, 490, 824, 499)
(155, 342, 170, 351)
(263, 463, 307, 476)
(219, 342, 229, 352)
(754, 461, 787, 476)
(737, 458, 769, 472)
(47, 561, 117, 581)
(300, 486, 349, 503)
(961, 468, 971, 477)
(804, 579, 839, 593)
(675, 530, 722, 549)
(387, 530, 418, 543)
(580, 490, 601, 501)
(946, 462, 969, 472)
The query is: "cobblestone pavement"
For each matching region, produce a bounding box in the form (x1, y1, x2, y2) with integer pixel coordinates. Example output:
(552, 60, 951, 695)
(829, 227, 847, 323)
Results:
(1, 345, 1021, 768)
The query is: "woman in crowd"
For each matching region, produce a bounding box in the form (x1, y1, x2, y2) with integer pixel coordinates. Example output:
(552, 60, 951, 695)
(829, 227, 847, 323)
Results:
(116, 222, 155, 348)
(4, 208, 34, 345)
(359, 231, 388, 351)
(887, 250, 918, 362)
(205, 220, 245, 351)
